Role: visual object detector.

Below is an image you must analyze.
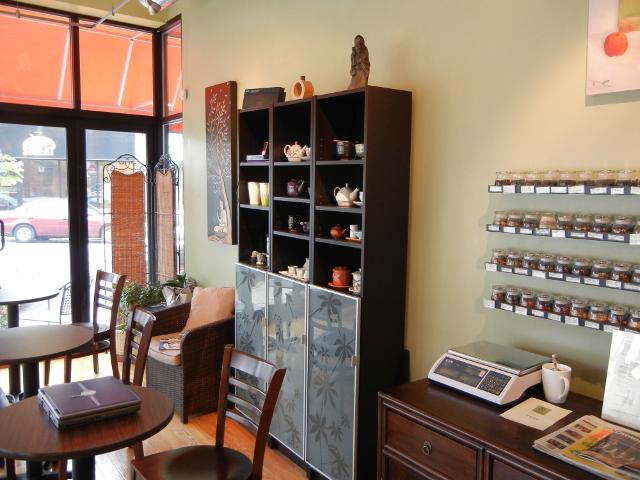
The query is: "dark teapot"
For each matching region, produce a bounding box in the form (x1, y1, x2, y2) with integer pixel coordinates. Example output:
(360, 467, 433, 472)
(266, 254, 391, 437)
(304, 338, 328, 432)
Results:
(287, 179, 306, 197)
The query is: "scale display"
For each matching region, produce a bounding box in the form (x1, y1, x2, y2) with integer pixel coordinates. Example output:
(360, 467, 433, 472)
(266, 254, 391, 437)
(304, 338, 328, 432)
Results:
(434, 357, 488, 388)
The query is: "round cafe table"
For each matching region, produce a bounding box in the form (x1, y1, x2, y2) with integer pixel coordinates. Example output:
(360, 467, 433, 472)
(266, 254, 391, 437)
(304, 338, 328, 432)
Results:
(0, 324, 94, 478)
(0, 287, 60, 396)
(0, 386, 174, 480)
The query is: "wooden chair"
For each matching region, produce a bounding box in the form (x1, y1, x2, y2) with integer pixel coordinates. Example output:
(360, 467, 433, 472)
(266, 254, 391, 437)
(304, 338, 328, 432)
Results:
(57, 306, 155, 479)
(44, 270, 126, 385)
(131, 345, 286, 480)
(0, 387, 16, 480)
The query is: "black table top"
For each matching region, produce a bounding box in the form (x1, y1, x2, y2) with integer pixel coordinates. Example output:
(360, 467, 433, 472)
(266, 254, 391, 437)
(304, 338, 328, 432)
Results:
(0, 287, 59, 306)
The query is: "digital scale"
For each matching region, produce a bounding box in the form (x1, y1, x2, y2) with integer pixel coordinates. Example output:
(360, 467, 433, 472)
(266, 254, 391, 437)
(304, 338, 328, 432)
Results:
(428, 341, 549, 405)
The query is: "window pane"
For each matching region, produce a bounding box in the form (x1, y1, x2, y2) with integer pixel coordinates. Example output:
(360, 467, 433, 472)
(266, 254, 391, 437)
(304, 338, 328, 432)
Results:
(163, 120, 184, 273)
(0, 7, 73, 108)
(163, 22, 182, 116)
(80, 24, 153, 116)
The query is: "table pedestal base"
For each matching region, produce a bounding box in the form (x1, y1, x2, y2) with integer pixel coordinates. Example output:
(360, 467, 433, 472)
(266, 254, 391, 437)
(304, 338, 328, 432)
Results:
(7, 304, 20, 397)
(72, 457, 95, 480)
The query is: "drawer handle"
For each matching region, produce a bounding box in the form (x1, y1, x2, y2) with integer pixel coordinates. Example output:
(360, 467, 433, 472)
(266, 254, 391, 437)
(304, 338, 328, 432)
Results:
(422, 441, 432, 456)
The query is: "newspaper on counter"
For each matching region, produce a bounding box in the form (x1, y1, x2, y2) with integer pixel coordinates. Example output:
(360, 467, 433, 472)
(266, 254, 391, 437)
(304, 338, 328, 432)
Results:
(533, 415, 640, 479)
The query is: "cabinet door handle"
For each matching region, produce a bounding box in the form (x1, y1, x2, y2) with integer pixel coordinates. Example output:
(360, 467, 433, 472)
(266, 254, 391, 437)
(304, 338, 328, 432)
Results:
(422, 441, 432, 456)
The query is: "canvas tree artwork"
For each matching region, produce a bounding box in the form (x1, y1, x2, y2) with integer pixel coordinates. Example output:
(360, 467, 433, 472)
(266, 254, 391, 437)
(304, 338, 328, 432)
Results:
(205, 81, 237, 244)
(587, 0, 640, 95)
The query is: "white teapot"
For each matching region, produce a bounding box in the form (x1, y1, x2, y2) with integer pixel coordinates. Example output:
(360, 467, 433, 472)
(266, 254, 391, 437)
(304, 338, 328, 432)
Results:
(333, 183, 360, 207)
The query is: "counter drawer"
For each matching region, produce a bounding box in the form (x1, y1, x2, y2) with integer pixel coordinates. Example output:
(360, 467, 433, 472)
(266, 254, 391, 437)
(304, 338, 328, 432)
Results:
(384, 409, 479, 479)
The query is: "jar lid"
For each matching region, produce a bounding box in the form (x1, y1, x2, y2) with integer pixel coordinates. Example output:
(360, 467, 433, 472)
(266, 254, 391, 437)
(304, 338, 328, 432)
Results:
(598, 169, 615, 176)
(591, 303, 609, 312)
(540, 212, 557, 218)
(613, 263, 631, 272)
(574, 258, 592, 267)
(554, 296, 571, 305)
(524, 212, 540, 219)
(556, 256, 572, 264)
(540, 254, 556, 262)
(537, 294, 553, 302)
(559, 170, 575, 177)
(593, 260, 612, 269)
(571, 298, 589, 307)
(610, 305, 629, 315)
(507, 287, 522, 294)
(575, 214, 594, 222)
(521, 290, 537, 298)
(577, 170, 594, 178)
(524, 252, 539, 260)
(494, 211, 508, 217)
(492, 248, 507, 254)
(594, 214, 612, 223)
(633, 265, 640, 273)
(508, 211, 524, 218)
(558, 214, 574, 221)
(508, 251, 523, 258)
(631, 309, 640, 318)
(492, 285, 506, 292)
(615, 215, 633, 224)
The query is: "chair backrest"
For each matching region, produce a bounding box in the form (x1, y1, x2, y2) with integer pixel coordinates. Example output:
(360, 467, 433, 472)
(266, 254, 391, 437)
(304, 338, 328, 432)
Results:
(58, 281, 72, 320)
(92, 270, 126, 331)
(216, 345, 286, 480)
(121, 306, 156, 386)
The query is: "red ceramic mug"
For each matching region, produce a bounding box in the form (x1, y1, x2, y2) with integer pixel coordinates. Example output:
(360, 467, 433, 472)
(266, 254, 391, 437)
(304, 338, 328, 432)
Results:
(332, 266, 351, 286)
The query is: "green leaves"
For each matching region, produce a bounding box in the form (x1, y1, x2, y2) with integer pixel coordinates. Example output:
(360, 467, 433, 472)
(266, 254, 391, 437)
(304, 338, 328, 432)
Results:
(0, 154, 24, 187)
(121, 281, 164, 311)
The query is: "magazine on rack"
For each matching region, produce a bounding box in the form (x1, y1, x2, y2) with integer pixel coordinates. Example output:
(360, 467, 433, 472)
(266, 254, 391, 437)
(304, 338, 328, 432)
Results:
(533, 415, 640, 479)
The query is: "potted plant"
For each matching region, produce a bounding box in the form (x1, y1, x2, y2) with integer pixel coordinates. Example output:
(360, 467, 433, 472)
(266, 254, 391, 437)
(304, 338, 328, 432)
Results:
(115, 281, 165, 358)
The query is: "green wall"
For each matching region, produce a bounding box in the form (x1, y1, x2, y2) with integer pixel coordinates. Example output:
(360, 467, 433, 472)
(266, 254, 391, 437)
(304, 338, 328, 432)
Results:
(169, 0, 640, 399)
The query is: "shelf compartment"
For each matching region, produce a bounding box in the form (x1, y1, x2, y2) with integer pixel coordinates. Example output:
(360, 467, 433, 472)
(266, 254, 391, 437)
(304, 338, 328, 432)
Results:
(315, 237, 362, 249)
(237, 208, 269, 264)
(271, 234, 310, 275)
(483, 298, 632, 334)
(485, 262, 640, 294)
(488, 184, 640, 195)
(313, 241, 361, 287)
(314, 162, 363, 206)
(316, 160, 364, 166)
(273, 100, 312, 163)
(239, 204, 269, 211)
(273, 229, 310, 241)
(486, 224, 640, 245)
(273, 196, 310, 204)
(239, 108, 270, 164)
(315, 90, 365, 162)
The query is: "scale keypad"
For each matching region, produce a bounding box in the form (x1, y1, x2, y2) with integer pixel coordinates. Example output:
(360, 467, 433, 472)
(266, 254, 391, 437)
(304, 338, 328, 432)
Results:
(477, 371, 511, 396)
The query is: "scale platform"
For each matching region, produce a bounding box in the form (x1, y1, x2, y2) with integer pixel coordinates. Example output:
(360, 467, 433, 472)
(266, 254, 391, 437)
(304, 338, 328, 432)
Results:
(428, 341, 549, 405)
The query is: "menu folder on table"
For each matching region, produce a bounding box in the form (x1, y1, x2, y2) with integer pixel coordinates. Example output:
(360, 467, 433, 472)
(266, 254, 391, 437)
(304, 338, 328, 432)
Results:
(38, 376, 141, 429)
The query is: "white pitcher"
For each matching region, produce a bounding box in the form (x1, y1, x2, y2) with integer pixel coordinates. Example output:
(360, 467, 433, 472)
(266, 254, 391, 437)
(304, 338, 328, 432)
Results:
(248, 182, 260, 205)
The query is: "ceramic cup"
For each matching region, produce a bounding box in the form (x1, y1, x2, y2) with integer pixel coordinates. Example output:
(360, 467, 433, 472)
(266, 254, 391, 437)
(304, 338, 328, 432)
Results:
(355, 143, 364, 158)
(259, 182, 269, 207)
(288, 215, 301, 232)
(256, 252, 267, 266)
(542, 363, 571, 404)
(296, 267, 305, 279)
(349, 224, 360, 239)
(288, 265, 297, 275)
(248, 182, 260, 206)
(359, 191, 364, 202)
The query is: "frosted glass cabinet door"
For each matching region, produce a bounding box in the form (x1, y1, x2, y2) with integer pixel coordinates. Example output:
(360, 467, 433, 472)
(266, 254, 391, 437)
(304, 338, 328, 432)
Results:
(306, 286, 359, 480)
(267, 274, 306, 458)
(235, 263, 267, 358)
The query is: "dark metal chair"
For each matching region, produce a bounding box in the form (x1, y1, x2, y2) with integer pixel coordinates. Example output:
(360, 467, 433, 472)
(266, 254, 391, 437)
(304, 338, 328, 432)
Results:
(131, 345, 286, 480)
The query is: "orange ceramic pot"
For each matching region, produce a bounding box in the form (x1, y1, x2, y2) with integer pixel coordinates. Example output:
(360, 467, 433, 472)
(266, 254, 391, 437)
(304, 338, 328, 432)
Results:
(332, 266, 351, 286)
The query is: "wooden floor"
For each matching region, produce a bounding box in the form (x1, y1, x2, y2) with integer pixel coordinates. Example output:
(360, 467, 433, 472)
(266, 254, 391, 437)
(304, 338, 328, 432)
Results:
(0, 353, 307, 480)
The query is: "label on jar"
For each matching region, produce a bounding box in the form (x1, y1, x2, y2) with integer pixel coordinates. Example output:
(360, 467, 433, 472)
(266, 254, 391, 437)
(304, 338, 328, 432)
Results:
(485, 263, 498, 272)
(483, 299, 496, 309)
(630, 234, 640, 245)
(548, 272, 564, 279)
(551, 186, 567, 194)
(568, 185, 585, 194)
(611, 187, 625, 195)
(487, 224, 500, 232)
(607, 234, 625, 242)
(514, 268, 528, 275)
(604, 325, 617, 333)
(503, 226, 517, 234)
(565, 275, 581, 283)
(587, 232, 604, 240)
(565, 316, 579, 326)
(532, 270, 547, 279)
(606, 280, 622, 289)
(501, 303, 514, 312)
(489, 185, 502, 193)
(520, 185, 535, 194)
(515, 306, 528, 316)
(536, 186, 551, 194)
(548, 313, 562, 322)
(535, 228, 551, 236)
(552, 230, 566, 238)
(503, 185, 516, 194)
(570, 232, 587, 239)
(584, 278, 601, 286)
(501, 267, 513, 273)
(584, 321, 601, 330)
(590, 187, 607, 195)
(531, 309, 545, 317)
(624, 283, 640, 292)
(520, 228, 533, 235)
(631, 186, 640, 195)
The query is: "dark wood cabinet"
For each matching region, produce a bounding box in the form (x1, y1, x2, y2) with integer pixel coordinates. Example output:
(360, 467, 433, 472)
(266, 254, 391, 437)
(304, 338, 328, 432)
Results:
(379, 380, 602, 480)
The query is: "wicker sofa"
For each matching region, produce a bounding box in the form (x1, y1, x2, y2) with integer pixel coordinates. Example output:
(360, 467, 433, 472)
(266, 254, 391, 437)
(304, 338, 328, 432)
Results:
(145, 292, 234, 423)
